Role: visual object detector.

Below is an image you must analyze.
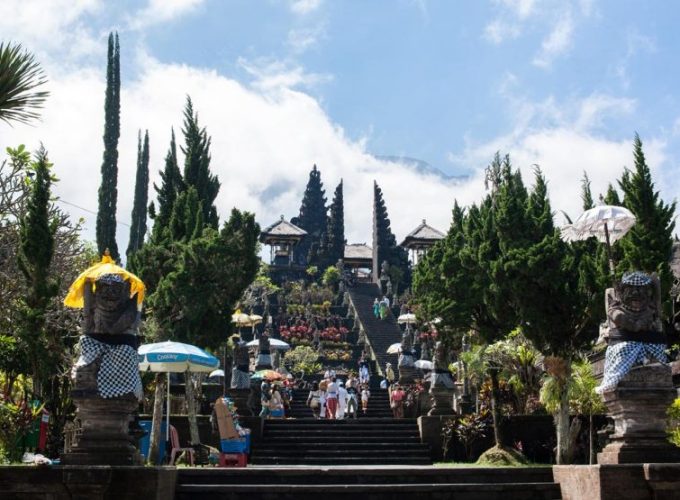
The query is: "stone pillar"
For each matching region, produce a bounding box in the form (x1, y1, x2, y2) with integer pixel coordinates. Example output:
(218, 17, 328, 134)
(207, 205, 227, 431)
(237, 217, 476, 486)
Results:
(598, 363, 680, 464)
(62, 396, 143, 466)
(398, 351, 416, 384)
(428, 387, 454, 416)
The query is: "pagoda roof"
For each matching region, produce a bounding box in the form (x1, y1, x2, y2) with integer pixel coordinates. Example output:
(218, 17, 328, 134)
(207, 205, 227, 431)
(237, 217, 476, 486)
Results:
(260, 216, 307, 243)
(344, 243, 372, 263)
(400, 219, 445, 248)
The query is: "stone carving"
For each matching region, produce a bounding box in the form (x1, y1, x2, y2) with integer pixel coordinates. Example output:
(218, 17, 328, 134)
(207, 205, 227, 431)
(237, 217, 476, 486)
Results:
(231, 339, 250, 389)
(255, 333, 272, 370)
(597, 271, 666, 394)
(428, 341, 455, 416)
(398, 326, 416, 384)
(595, 271, 680, 464)
(65, 272, 144, 465)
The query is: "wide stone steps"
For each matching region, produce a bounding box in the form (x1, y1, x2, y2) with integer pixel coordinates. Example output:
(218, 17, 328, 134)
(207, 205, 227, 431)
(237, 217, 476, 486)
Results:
(249, 418, 431, 465)
(176, 467, 562, 499)
(287, 388, 393, 418)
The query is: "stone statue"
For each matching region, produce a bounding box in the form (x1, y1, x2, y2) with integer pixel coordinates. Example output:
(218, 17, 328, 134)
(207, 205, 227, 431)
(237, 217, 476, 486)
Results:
(255, 333, 272, 370)
(65, 272, 144, 465)
(428, 340, 455, 416)
(596, 271, 680, 464)
(398, 326, 416, 384)
(380, 260, 389, 281)
(596, 271, 666, 394)
(430, 341, 455, 390)
(231, 339, 250, 389)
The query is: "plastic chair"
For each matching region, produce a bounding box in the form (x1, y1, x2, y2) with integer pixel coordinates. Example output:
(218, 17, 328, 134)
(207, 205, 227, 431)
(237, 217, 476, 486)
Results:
(169, 425, 195, 466)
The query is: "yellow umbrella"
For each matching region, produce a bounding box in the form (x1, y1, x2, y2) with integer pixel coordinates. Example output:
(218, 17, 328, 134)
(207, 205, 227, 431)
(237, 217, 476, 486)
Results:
(231, 310, 252, 326)
(64, 254, 145, 308)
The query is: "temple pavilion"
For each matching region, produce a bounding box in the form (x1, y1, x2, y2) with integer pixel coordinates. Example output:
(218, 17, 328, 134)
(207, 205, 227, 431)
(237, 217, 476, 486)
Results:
(399, 219, 445, 265)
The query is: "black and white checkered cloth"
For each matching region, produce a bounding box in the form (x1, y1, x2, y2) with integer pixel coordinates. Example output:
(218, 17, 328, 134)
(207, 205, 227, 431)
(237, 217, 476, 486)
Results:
(621, 271, 652, 286)
(231, 367, 251, 389)
(73, 336, 143, 400)
(596, 341, 667, 394)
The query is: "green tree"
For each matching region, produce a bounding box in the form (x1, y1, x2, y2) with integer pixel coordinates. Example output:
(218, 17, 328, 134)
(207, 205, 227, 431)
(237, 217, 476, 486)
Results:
(96, 32, 121, 261)
(618, 134, 676, 302)
(150, 128, 183, 242)
(581, 172, 594, 211)
(292, 165, 327, 266)
(181, 96, 219, 230)
(373, 181, 409, 290)
(127, 130, 150, 260)
(0, 42, 49, 125)
(16, 146, 58, 392)
(324, 179, 345, 267)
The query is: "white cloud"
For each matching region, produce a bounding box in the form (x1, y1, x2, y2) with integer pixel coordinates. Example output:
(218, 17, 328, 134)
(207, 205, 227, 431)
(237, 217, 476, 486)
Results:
(238, 57, 333, 91)
(0, 53, 467, 257)
(287, 25, 325, 53)
(289, 0, 322, 15)
(497, 0, 536, 19)
(129, 0, 206, 30)
(484, 20, 521, 44)
(0, 0, 103, 62)
(533, 12, 574, 68)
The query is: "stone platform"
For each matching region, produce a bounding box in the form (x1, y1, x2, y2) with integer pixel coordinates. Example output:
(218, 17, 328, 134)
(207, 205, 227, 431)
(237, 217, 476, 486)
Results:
(0, 465, 176, 500)
(554, 464, 680, 500)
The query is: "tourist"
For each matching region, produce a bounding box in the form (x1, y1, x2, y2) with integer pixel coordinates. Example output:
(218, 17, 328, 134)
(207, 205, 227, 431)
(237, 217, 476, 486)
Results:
(269, 385, 284, 418)
(337, 380, 348, 419)
(379, 296, 389, 320)
(319, 379, 328, 419)
(259, 380, 271, 418)
(373, 298, 380, 318)
(385, 362, 395, 387)
(361, 384, 371, 415)
(390, 383, 406, 418)
(346, 382, 358, 419)
(307, 382, 322, 419)
(326, 378, 339, 419)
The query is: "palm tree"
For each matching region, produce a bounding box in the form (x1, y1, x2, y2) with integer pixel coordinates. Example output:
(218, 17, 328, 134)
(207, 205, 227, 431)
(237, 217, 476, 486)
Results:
(0, 42, 49, 125)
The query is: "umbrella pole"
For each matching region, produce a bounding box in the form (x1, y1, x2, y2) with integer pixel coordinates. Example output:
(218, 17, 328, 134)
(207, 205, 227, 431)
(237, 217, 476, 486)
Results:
(604, 222, 615, 283)
(166, 372, 170, 444)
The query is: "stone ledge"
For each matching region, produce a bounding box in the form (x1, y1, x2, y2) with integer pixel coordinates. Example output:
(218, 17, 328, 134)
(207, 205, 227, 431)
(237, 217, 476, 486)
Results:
(554, 464, 680, 500)
(0, 465, 176, 500)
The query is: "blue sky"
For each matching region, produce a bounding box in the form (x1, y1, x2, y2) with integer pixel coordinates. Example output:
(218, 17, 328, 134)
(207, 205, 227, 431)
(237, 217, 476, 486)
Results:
(1, 0, 679, 251)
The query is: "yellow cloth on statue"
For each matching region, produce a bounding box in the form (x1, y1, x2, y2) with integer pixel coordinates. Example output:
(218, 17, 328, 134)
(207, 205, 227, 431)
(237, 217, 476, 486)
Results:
(63, 254, 145, 308)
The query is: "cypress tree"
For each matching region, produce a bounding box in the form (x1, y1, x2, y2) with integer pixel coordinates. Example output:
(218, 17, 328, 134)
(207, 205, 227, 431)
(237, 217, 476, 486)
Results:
(618, 134, 676, 300)
(603, 183, 621, 206)
(150, 128, 183, 242)
(321, 179, 345, 268)
(291, 164, 327, 266)
(127, 130, 150, 260)
(17, 146, 58, 390)
(181, 96, 219, 230)
(96, 32, 121, 261)
(581, 172, 594, 211)
(373, 181, 410, 290)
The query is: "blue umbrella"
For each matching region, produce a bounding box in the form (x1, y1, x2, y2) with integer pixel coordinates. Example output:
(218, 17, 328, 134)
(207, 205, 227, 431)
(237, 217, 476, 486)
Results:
(138, 341, 219, 443)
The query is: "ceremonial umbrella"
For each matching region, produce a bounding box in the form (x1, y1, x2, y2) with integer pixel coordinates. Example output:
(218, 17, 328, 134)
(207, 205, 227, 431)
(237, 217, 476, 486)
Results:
(209, 369, 225, 378)
(251, 369, 285, 381)
(245, 338, 290, 350)
(397, 313, 417, 324)
(387, 343, 402, 354)
(560, 205, 636, 277)
(138, 341, 219, 442)
(415, 359, 434, 370)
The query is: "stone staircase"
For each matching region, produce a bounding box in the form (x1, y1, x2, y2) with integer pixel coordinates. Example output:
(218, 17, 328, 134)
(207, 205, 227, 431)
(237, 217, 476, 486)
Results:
(347, 282, 403, 377)
(249, 418, 431, 465)
(176, 466, 562, 499)
(287, 387, 393, 419)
